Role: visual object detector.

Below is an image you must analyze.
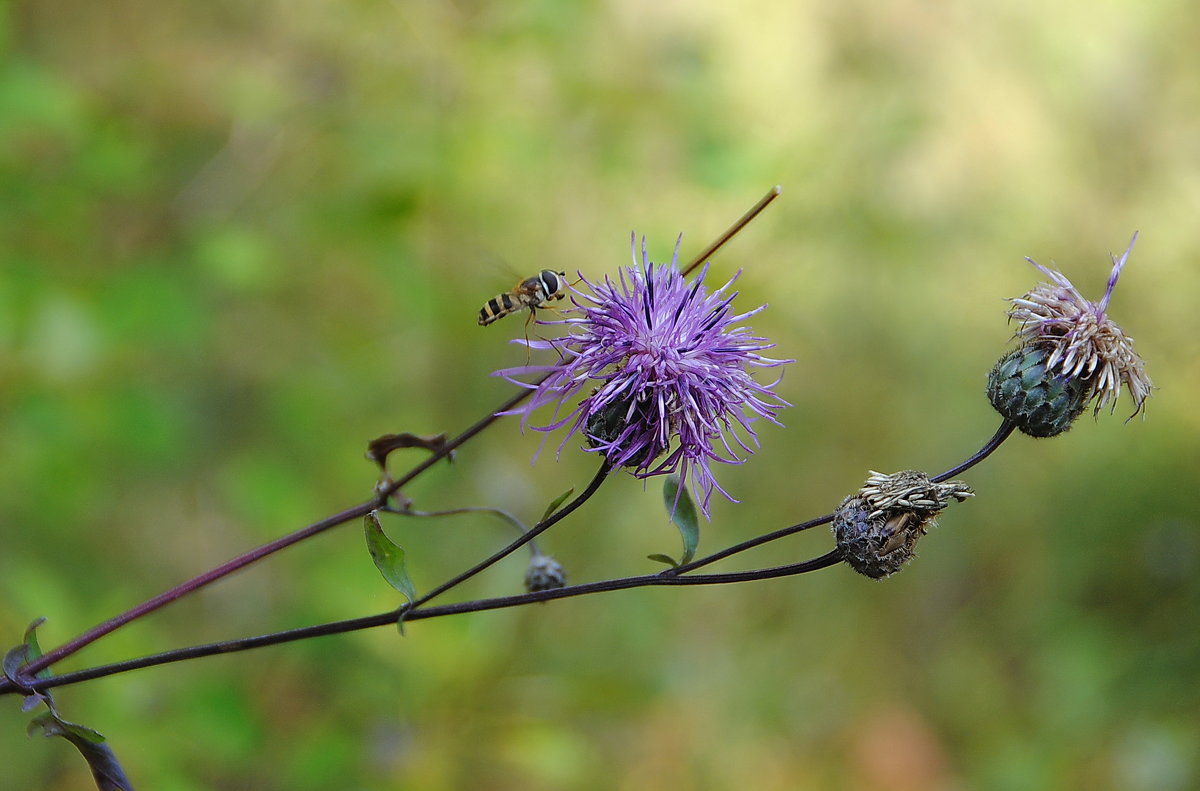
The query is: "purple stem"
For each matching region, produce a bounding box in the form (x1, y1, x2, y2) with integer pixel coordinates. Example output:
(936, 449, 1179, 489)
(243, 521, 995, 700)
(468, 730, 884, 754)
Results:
(18, 384, 542, 679)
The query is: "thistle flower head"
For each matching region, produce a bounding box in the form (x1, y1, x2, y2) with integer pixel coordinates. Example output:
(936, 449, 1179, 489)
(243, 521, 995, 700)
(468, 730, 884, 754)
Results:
(1006, 233, 1152, 419)
(496, 234, 791, 516)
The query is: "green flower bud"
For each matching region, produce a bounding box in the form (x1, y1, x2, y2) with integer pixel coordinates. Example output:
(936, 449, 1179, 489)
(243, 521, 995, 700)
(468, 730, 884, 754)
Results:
(987, 344, 1092, 438)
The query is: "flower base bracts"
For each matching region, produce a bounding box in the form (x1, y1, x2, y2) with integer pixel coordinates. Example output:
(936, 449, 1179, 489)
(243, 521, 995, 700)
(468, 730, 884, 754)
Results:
(987, 344, 1092, 437)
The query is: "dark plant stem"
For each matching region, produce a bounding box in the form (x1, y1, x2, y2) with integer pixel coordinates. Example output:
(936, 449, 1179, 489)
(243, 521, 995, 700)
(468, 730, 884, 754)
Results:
(391, 505, 541, 554)
(21, 550, 842, 693)
(932, 420, 1016, 482)
(1, 457, 606, 697)
(407, 460, 611, 610)
(9, 417, 1014, 692)
(663, 419, 1016, 577)
(665, 512, 834, 576)
(18, 500, 378, 679)
(17, 384, 543, 681)
(382, 384, 545, 494)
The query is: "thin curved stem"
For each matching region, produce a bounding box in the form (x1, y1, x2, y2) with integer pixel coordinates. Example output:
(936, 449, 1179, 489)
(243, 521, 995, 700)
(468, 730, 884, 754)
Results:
(680, 185, 782, 277)
(18, 500, 379, 679)
(932, 420, 1016, 482)
(666, 512, 835, 576)
(18, 385, 542, 680)
(664, 420, 1017, 577)
(3, 461, 610, 698)
(8, 418, 1012, 694)
(408, 460, 611, 610)
(388, 505, 540, 555)
(381, 385, 544, 496)
(21, 550, 842, 693)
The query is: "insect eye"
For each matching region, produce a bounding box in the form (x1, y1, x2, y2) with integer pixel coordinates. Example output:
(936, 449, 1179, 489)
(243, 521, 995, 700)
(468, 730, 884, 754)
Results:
(541, 270, 560, 294)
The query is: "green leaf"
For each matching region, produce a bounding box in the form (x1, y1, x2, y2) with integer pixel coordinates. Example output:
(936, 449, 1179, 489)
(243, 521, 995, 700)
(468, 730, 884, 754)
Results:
(23, 617, 47, 664)
(662, 475, 700, 566)
(29, 713, 106, 744)
(540, 487, 575, 523)
(29, 713, 134, 791)
(364, 511, 417, 632)
(647, 553, 679, 568)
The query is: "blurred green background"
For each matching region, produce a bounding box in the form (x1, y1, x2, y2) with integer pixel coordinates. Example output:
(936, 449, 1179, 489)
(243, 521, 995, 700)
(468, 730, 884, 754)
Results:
(2, 0, 1198, 788)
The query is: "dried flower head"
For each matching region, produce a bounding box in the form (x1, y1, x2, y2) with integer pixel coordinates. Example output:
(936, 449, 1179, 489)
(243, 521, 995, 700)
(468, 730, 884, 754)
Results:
(1006, 233, 1152, 419)
(496, 234, 791, 516)
(833, 470, 974, 579)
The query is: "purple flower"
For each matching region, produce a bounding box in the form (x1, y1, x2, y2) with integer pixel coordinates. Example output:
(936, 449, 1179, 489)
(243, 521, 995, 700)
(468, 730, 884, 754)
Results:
(496, 234, 791, 516)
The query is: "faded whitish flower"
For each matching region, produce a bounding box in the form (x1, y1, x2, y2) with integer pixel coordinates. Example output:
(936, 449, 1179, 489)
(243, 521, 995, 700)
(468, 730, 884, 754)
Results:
(495, 234, 791, 516)
(1008, 233, 1153, 416)
(988, 233, 1153, 437)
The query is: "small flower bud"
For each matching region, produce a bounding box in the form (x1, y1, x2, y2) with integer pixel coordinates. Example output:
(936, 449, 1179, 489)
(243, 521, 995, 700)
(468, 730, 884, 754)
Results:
(987, 343, 1092, 438)
(833, 470, 973, 580)
(524, 554, 567, 593)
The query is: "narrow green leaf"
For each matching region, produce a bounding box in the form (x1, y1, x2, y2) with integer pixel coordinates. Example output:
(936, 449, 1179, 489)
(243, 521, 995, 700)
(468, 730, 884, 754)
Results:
(29, 713, 106, 744)
(364, 511, 417, 613)
(540, 487, 575, 523)
(29, 713, 134, 791)
(662, 475, 700, 565)
(647, 553, 679, 568)
(23, 617, 47, 664)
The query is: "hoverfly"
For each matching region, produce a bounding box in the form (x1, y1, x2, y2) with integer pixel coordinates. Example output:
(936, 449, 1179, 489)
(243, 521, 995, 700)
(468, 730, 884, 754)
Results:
(477, 269, 569, 327)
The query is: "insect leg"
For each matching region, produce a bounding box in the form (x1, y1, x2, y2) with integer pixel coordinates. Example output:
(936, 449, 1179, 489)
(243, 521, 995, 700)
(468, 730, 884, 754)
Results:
(523, 309, 536, 365)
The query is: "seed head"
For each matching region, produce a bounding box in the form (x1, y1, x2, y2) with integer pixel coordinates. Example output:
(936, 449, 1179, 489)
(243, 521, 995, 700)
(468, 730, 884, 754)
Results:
(833, 470, 974, 579)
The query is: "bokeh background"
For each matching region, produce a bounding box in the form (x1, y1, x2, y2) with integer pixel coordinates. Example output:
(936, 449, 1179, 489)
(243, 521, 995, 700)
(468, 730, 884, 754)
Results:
(2, 0, 1198, 788)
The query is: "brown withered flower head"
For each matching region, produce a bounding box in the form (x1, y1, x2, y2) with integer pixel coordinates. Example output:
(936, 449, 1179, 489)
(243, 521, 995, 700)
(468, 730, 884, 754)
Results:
(833, 470, 974, 579)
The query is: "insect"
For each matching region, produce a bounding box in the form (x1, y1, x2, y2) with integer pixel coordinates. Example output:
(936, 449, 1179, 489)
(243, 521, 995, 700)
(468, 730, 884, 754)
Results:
(477, 269, 570, 327)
